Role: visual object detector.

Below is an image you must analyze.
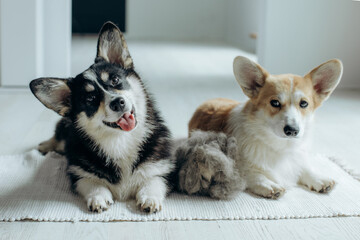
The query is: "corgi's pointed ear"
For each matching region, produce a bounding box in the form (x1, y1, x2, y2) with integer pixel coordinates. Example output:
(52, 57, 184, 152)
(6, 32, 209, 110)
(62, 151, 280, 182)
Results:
(233, 56, 268, 98)
(29, 78, 71, 116)
(96, 21, 133, 69)
(305, 59, 343, 102)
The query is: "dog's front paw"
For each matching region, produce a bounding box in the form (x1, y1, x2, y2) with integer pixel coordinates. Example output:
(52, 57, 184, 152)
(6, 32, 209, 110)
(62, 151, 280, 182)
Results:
(136, 196, 162, 214)
(87, 194, 114, 213)
(250, 183, 286, 199)
(308, 178, 335, 193)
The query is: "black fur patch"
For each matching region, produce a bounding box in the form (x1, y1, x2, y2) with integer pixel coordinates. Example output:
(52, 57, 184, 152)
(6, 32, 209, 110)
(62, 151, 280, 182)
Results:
(69, 76, 104, 118)
(133, 97, 172, 170)
(65, 124, 122, 185)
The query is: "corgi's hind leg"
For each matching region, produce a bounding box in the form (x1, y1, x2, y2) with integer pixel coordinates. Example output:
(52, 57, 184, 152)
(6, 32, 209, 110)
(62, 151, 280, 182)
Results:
(38, 118, 70, 154)
(38, 136, 65, 154)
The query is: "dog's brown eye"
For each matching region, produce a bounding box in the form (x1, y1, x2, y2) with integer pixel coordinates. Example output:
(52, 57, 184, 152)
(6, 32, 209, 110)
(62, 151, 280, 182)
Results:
(111, 77, 120, 86)
(270, 100, 281, 108)
(300, 100, 308, 108)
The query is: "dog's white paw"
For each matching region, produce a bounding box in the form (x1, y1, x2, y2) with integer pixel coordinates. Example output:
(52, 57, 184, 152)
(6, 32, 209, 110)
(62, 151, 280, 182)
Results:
(250, 183, 286, 199)
(307, 178, 335, 193)
(86, 193, 114, 213)
(136, 195, 162, 214)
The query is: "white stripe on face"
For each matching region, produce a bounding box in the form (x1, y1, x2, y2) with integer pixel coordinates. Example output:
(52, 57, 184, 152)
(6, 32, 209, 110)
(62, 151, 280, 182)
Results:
(289, 77, 294, 93)
(83, 70, 114, 98)
(278, 93, 287, 103)
(284, 105, 300, 129)
(293, 90, 305, 104)
(83, 69, 114, 98)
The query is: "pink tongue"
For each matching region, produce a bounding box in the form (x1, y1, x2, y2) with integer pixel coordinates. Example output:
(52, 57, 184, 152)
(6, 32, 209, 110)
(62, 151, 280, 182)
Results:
(117, 113, 136, 131)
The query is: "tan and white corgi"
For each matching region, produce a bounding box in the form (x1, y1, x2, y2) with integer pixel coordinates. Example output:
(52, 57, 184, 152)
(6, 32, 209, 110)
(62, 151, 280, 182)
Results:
(188, 56, 343, 199)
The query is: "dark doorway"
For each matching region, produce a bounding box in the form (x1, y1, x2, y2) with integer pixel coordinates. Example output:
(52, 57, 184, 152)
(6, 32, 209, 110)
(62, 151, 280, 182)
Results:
(72, 0, 126, 34)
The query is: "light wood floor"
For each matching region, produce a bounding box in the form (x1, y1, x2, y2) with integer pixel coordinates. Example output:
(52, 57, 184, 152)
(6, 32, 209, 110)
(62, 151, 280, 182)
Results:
(0, 40, 359, 239)
(1, 218, 360, 240)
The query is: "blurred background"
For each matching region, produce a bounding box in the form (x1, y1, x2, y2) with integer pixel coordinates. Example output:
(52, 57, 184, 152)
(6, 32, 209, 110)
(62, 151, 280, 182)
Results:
(0, 0, 359, 159)
(1, 0, 360, 88)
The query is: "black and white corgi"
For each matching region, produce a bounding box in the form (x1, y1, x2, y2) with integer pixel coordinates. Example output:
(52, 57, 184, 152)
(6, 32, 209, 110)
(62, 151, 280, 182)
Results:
(30, 22, 173, 213)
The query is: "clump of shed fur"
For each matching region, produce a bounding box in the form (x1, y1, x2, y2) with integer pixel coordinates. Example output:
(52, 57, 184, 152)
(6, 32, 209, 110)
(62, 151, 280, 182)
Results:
(175, 130, 245, 199)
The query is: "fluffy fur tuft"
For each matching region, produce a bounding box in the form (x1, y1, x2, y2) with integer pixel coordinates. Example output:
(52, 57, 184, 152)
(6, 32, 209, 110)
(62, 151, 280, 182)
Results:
(174, 130, 245, 199)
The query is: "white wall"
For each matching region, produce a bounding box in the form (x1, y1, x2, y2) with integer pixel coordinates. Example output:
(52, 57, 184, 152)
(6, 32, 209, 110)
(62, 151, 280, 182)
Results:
(0, 0, 71, 87)
(0, 0, 41, 87)
(0, 0, 257, 87)
(126, 0, 228, 42)
(42, 0, 72, 77)
(127, 0, 360, 88)
(226, 0, 260, 53)
(257, 0, 360, 89)
(4, 0, 357, 88)
(126, 0, 259, 52)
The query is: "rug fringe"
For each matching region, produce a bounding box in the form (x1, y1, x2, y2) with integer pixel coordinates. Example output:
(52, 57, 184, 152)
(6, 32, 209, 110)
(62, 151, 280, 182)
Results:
(328, 156, 360, 182)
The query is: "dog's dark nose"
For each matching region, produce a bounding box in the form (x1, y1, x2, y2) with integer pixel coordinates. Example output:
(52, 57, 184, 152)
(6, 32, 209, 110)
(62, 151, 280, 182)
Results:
(284, 125, 299, 137)
(109, 97, 125, 112)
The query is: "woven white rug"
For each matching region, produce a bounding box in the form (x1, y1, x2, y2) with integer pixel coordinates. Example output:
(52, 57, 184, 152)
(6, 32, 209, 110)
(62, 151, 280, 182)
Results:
(1, 150, 360, 222)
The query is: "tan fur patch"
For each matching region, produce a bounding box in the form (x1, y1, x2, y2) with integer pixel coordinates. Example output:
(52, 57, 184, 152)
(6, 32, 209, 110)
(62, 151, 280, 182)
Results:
(189, 59, 341, 138)
(251, 74, 316, 117)
(293, 75, 317, 113)
(188, 98, 239, 136)
(98, 101, 106, 115)
(101, 72, 109, 82)
(85, 84, 95, 92)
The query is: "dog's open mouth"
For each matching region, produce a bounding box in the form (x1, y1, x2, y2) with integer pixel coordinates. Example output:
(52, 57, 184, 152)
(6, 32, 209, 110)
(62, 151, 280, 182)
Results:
(103, 109, 136, 131)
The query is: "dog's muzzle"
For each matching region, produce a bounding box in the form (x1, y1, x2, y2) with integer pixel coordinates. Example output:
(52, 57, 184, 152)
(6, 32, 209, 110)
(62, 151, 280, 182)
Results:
(103, 107, 137, 131)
